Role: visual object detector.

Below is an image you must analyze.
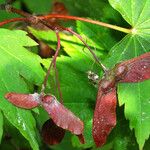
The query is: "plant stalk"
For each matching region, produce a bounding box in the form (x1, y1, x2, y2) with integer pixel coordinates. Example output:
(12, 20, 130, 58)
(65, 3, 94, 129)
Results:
(41, 32, 61, 96)
(39, 14, 131, 34)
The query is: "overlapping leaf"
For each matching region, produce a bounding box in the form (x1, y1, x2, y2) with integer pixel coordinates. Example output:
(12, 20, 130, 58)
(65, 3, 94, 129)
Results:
(105, 0, 150, 149)
(0, 28, 45, 150)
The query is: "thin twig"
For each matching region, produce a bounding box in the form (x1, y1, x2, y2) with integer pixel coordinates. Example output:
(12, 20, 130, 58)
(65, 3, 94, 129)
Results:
(52, 32, 63, 103)
(41, 32, 61, 96)
(0, 17, 27, 26)
(0, 4, 131, 33)
(38, 14, 131, 34)
(0, 5, 131, 34)
(62, 27, 108, 72)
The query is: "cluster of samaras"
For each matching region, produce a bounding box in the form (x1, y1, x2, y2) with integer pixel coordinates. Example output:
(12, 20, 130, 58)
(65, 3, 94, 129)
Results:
(5, 52, 150, 147)
(5, 93, 84, 145)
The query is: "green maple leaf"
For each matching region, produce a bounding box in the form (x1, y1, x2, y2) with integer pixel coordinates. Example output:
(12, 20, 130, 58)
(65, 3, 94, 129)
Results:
(0, 28, 45, 150)
(104, 0, 150, 149)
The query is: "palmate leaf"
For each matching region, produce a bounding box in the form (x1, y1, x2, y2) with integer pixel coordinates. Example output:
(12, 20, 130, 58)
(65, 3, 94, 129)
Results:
(0, 28, 45, 150)
(105, 0, 150, 149)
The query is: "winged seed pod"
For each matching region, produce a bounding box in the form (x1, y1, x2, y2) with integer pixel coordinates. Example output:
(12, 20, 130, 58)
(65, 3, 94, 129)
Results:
(5, 92, 85, 144)
(93, 78, 117, 147)
(42, 95, 84, 141)
(5, 92, 40, 109)
(117, 52, 150, 83)
(93, 52, 150, 147)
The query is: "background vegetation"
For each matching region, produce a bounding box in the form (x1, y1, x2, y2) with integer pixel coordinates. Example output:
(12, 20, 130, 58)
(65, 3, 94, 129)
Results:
(0, 0, 150, 150)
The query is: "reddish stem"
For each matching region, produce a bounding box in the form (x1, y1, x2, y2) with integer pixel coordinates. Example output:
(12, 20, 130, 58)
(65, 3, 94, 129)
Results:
(41, 32, 61, 96)
(53, 32, 63, 103)
(0, 17, 27, 26)
(0, 5, 131, 33)
(38, 14, 131, 34)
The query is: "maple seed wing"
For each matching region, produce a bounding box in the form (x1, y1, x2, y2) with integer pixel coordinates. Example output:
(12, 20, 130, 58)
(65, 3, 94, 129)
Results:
(92, 87, 117, 147)
(42, 95, 84, 136)
(42, 119, 65, 145)
(118, 52, 150, 82)
(5, 92, 40, 109)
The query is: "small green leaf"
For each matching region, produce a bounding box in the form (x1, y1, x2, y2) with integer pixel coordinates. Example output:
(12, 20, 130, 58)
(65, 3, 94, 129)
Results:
(0, 110, 3, 143)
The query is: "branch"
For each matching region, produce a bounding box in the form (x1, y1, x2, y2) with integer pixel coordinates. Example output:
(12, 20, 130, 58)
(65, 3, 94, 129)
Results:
(38, 14, 131, 34)
(0, 4, 131, 33)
